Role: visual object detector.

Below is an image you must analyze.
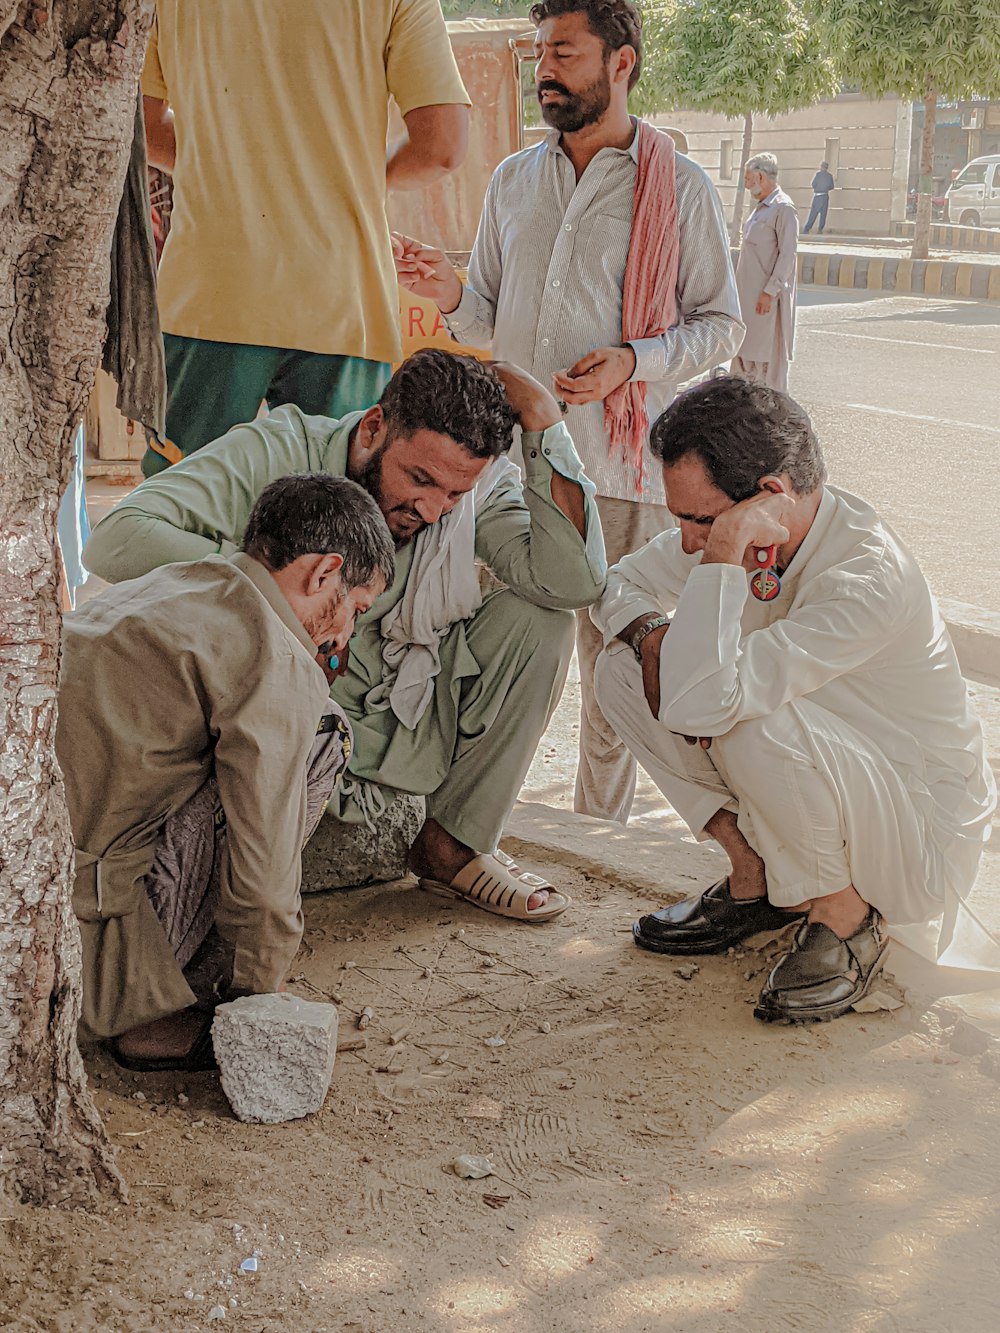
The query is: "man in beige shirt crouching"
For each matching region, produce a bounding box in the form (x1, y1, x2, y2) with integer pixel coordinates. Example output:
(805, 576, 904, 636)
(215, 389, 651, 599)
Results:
(57, 474, 394, 1071)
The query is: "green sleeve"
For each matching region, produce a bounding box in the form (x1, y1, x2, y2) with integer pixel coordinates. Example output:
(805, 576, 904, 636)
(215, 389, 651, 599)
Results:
(474, 423, 607, 610)
(84, 406, 332, 583)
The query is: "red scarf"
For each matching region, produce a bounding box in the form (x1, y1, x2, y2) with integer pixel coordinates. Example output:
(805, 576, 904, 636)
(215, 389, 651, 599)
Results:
(604, 121, 679, 490)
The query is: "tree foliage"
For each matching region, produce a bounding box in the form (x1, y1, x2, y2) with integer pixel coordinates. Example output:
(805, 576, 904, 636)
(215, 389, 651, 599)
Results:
(655, 0, 837, 119)
(811, 0, 1000, 103)
(812, 0, 1000, 257)
(440, 1, 681, 118)
(656, 1, 837, 236)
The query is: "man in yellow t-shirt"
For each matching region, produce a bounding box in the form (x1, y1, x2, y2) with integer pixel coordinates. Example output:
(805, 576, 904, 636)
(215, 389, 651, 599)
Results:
(141, 0, 470, 476)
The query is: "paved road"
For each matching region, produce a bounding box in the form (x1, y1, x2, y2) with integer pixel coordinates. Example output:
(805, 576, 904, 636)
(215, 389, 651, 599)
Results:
(790, 290, 1000, 612)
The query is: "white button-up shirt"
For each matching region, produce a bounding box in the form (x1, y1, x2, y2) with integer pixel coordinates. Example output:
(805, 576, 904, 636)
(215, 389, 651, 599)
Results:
(446, 124, 744, 505)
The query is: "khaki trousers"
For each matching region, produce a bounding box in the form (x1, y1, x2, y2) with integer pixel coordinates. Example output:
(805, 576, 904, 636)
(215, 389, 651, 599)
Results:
(574, 495, 672, 823)
(328, 589, 576, 855)
(144, 702, 351, 1002)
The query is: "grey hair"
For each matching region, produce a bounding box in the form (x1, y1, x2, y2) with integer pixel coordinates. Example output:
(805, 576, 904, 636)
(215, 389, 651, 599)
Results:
(242, 473, 395, 591)
(746, 152, 779, 179)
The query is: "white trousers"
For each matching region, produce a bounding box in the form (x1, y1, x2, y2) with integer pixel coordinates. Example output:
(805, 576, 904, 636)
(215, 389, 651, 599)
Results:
(594, 648, 977, 930)
(574, 495, 673, 824)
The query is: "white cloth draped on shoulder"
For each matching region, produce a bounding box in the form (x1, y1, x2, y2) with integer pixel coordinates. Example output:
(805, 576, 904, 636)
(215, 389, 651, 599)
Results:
(368, 454, 521, 729)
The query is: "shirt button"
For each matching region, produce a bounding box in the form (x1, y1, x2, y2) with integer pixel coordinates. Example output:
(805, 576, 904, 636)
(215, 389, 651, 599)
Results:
(529, 449, 538, 458)
(564, 223, 572, 231)
(541, 337, 550, 346)
(552, 279, 560, 288)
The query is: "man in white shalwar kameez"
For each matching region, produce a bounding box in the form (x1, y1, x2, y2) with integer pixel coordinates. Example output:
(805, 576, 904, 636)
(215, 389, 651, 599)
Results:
(592, 377, 996, 1023)
(732, 153, 798, 393)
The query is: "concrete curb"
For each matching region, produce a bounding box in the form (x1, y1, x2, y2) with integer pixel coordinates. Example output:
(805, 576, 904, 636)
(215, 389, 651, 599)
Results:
(797, 247, 1000, 301)
(891, 220, 1000, 254)
(940, 599, 1000, 688)
(728, 243, 1000, 301)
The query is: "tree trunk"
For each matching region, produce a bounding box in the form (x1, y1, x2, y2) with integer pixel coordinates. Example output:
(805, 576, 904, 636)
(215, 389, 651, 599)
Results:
(730, 111, 754, 245)
(911, 81, 937, 261)
(0, 0, 153, 1206)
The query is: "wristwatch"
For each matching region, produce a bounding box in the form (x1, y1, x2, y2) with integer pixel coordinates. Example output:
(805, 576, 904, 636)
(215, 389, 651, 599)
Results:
(628, 615, 670, 661)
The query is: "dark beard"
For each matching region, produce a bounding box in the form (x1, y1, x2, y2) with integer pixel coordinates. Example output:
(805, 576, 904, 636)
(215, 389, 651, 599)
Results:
(358, 447, 426, 547)
(537, 71, 611, 133)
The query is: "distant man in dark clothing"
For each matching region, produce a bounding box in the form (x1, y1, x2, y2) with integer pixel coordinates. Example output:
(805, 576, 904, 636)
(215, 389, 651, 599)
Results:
(803, 161, 835, 235)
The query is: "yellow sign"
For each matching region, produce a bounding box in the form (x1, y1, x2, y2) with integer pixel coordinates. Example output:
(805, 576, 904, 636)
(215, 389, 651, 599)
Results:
(397, 285, 487, 364)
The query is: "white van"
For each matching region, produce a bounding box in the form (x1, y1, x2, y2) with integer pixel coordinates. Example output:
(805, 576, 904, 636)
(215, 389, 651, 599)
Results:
(946, 155, 1000, 228)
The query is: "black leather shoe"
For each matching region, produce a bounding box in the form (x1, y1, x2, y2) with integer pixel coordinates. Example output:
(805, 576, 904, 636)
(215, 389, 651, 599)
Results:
(754, 907, 889, 1023)
(633, 878, 804, 956)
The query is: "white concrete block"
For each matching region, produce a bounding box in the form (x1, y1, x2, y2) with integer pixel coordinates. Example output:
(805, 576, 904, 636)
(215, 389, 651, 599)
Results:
(212, 993, 339, 1124)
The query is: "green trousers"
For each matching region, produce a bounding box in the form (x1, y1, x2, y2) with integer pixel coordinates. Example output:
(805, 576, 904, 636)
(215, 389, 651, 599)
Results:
(328, 590, 576, 854)
(144, 333, 391, 476)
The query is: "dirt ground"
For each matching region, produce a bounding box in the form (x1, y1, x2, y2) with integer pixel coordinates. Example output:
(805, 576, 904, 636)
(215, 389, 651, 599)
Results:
(3, 843, 1000, 1333)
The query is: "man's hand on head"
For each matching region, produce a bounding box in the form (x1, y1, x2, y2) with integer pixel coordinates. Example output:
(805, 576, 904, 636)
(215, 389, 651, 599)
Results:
(701, 490, 793, 570)
(390, 232, 463, 313)
(552, 345, 637, 406)
(490, 361, 563, 434)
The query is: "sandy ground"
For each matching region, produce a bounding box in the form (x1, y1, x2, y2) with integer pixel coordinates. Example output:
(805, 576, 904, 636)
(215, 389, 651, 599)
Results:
(4, 831, 1000, 1330)
(9, 492, 995, 1331)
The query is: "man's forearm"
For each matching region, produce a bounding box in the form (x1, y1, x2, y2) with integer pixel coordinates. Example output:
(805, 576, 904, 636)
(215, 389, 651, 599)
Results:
(617, 614, 670, 719)
(618, 611, 669, 650)
(386, 104, 469, 191)
(479, 424, 605, 608)
(84, 510, 230, 582)
(387, 136, 451, 191)
(549, 470, 586, 539)
(142, 95, 175, 173)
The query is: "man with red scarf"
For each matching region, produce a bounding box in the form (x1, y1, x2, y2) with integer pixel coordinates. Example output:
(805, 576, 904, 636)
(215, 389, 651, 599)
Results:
(395, 0, 743, 827)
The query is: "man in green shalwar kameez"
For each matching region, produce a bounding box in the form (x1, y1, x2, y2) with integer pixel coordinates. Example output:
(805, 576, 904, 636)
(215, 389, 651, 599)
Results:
(85, 351, 606, 919)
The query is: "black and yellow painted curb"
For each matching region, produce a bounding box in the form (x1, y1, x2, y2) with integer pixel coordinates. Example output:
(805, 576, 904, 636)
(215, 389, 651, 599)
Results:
(891, 221, 1000, 254)
(728, 245, 1000, 301)
(797, 249, 1000, 301)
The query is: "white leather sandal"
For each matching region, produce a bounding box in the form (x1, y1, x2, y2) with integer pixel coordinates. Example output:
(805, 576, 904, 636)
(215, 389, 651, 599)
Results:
(418, 849, 570, 922)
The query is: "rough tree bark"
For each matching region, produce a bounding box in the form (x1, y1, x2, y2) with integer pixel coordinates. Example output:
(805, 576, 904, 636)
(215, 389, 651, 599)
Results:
(730, 110, 754, 245)
(0, 0, 153, 1206)
(911, 81, 937, 262)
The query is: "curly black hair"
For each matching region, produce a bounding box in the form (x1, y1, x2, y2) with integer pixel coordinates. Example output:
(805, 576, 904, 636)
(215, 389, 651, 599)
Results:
(650, 377, 827, 500)
(378, 348, 516, 460)
(530, 0, 643, 91)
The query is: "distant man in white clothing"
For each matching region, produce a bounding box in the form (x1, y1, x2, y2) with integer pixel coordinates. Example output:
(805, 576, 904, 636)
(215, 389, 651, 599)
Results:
(393, 0, 743, 826)
(733, 153, 798, 393)
(592, 378, 995, 1024)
